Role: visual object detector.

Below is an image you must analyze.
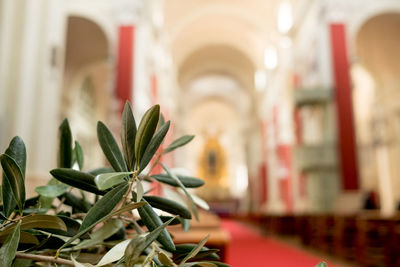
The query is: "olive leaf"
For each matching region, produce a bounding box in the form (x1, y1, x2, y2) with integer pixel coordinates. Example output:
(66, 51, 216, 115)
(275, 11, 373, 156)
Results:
(96, 239, 130, 266)
(164, 135, 194, 154)
(2, 177, 15, 218)
(125, 217, 175, 266)
(97, 121, 128, 172)
(121, 101, 137, 171)
(158, 113, 166, 129)
(87, 167, 114, 176)
(139, 120, 170, 173)
(136, 179, 144, 203)
(144, 195, 192, 219)
(35, 184, 69, 198)
(4, 136, 26, 176)
(74, 141, 84, 170)
(2, 136, 26, 217)
(182, 262, 218, 267)
(80, 182, 129, 231)
(0, 220, 21, 267)
(135, 105, 160, 167)
(179, 234, 210, 266)
(0, 215, 67, 237)
(94, 172, 133, 190)
(58, 119, 73, 168)
(73, 219, 123, 250)
(50, 168, 104, 195)
(0, 231, 39, 245)
(137, 201, 175, 251)
(57, 183, 131, 253)
(152, 174, 204, 188)
(161, 163, 199, 221)
(0, 154, 25, 214)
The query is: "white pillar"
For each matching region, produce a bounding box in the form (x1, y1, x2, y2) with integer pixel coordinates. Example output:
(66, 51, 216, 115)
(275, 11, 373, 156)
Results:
(31, 0, 66, 173)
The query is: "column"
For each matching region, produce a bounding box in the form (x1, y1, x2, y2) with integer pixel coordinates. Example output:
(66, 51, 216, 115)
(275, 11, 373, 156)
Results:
(330, 23, 359, 190)
(116, 25, 134, 112)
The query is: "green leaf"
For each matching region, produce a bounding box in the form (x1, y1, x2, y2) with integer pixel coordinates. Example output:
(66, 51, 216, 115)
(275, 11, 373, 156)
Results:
(2, 137, 26, 218)
(315, 262, 328, 267)
(50, 168, 104, 195)
(0, 231, 39, 245)
(125, 217, 175, 266)
(35, 184, 69, 198)
(96, 239, 130, 266)
(0, 229, 37, 245)
(173, 244, 216, 255)
(179, 218, 190, 232)
(191, 193, 210, 210)
(62, 192, 92, 213)
(12, 259, 32, 267)
(164, 135, 194, 154)
(58, 119, 73, 168)
(56, 183, 130, 254)
(97, 121, 128, 172)
(57, 201, 145, 255)
(0, 220, 20, 267)
(137, 201, 175, 251)
(110, 202, 146, 217)
(0, 154, 25, 214)
(87, 167, 114, 176)
(152, 174, 204, 188)
(42, 215, 84, 238)
(94, 172, 133, 190)
(158, 113, 166, 129)
(0, 215, 67, 237)
(137, 216, 181, 227)
(121, 101, 137, 171)
(176, 249, 219, 262)
(80, 182, 129, 231)
(158, 251, 175, 266)
(5, 136, 26, 177)
(2, 176, 16, 218)
(144, 195, 192, 219)
(179, 234, 209, 266)
(135, 105, 160, 167)
(73, 219, 122, 250)
(139, 121, 170, 173)
(182, 262, 217, 267)
(161, 164, 198, 221)
(74, 141, 84, 170)
(136, 179, 144, 203)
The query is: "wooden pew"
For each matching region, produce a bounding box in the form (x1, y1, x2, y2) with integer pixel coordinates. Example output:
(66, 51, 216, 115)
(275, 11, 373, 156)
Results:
(333, 214, 358, 261)
(168, 211, 231, 262)
(356, 212, 395, 266)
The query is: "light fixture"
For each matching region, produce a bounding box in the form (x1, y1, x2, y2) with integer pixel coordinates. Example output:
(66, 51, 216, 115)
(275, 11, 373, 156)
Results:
(278, 1, 293, 34)
(264, 46, 278, 70)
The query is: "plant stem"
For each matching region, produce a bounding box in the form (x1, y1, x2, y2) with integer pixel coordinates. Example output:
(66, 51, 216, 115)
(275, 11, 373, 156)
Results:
(15, 252, 74, 266)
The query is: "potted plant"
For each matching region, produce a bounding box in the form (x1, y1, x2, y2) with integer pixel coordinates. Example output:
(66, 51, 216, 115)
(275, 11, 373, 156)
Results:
(0, 101, 229, 267)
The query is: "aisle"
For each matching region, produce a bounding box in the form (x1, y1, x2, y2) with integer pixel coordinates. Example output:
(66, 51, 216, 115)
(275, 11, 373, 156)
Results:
(221, 219, 339, 267)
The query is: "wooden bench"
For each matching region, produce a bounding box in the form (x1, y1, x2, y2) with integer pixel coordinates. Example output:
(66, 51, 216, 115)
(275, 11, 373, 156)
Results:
(168, 211, 231, 262)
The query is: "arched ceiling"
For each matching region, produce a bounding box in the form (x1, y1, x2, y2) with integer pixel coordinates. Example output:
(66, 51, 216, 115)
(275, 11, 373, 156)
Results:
(356, 13, 400, 87)
(64, 16, 109, 72)
(164, 0, 285, 77)
(178, 45, 255, 89)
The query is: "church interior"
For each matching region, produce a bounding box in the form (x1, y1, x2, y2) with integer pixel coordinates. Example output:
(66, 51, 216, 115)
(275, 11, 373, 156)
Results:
(2, 0, 400, 266)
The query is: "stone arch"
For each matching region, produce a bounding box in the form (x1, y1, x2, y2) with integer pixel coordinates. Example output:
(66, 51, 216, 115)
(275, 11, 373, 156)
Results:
(61, 15, 114, 169)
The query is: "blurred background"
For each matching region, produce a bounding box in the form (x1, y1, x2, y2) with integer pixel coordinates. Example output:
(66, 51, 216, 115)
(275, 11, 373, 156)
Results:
(1, 0, 400, 265)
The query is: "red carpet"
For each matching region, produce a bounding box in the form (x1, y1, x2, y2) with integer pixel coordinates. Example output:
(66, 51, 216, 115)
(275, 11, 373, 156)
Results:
(221, 219, 340, 267)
